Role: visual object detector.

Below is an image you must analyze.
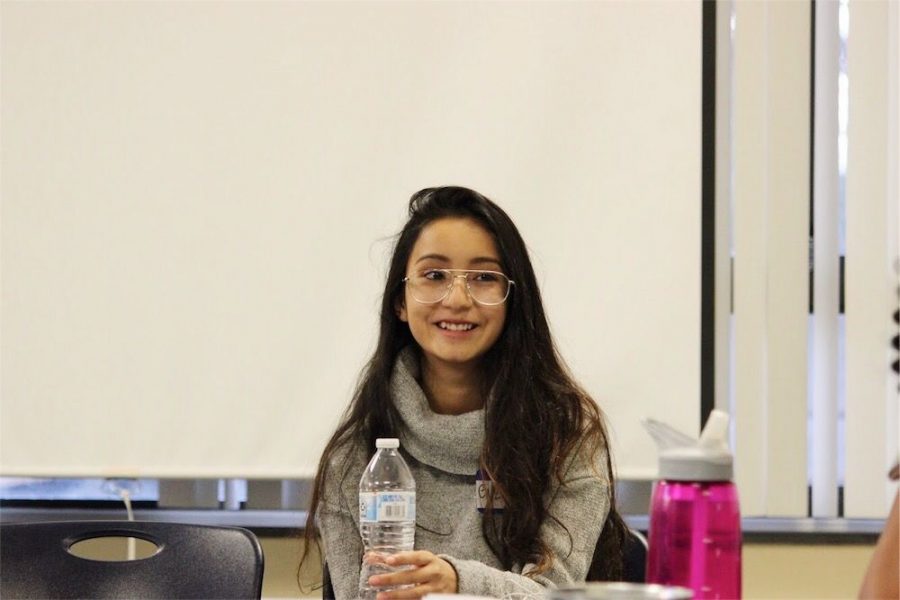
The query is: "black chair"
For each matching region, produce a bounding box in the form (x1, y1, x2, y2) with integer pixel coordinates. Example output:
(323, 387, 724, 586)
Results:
(322, 562, 336, 600)
(0, 520, 265, 599)
(621, 527, 648, 584)
(320, 527, 647, 598)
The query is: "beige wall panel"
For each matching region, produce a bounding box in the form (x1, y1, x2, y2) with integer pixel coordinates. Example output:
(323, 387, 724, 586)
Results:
(732, 0, 769, 517)
(845, 0, 897, 518)
(763, 0, 810, 518)
(732, 0, 811, 516)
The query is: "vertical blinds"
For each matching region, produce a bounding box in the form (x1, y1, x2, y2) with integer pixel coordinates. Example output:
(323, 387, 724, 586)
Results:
(730, 0, 811, 518)
(728, 0, 898, 518)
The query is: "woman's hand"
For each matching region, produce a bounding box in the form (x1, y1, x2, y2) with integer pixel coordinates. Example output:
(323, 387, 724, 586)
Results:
(368, 550, 458, 599)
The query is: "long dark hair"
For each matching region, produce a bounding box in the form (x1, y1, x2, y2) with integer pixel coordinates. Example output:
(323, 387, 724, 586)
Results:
(300, 186, 627, 583)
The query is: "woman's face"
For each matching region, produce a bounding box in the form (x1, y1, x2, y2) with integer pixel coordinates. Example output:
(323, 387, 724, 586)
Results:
(398, 217, 508, 374)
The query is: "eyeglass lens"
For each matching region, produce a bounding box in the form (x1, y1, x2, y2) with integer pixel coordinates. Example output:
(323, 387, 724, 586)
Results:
(407, 269, 510, 305)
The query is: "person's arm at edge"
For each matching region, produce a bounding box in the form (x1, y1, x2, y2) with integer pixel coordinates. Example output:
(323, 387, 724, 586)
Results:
(858, 491, 899, 599)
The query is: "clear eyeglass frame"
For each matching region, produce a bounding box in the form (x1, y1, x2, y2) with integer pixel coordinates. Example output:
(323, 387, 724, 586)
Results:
(402, 268, 515, 306)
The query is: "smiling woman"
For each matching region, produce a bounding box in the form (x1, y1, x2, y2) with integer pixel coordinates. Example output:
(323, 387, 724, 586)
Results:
(301, 187, 630, 599)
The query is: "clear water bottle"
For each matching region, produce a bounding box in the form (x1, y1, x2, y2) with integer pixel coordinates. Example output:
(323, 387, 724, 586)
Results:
(358, 438, 416, 600)
(644, 410, 742, 599)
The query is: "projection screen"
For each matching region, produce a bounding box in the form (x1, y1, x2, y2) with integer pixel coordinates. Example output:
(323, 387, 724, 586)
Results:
(1, 1, 701, 479)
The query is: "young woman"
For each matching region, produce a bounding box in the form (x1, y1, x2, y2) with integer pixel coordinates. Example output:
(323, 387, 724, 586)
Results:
(301, 186, 627, 599)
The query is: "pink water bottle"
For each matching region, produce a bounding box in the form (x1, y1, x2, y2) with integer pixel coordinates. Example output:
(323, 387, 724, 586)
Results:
(644, 410, 742, 599)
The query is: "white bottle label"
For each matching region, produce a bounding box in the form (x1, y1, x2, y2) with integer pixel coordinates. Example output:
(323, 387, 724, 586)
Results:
(359, 491, 415, 523)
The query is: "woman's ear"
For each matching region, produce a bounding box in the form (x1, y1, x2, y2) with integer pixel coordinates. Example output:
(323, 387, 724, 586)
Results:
(396, 298, 408, 322)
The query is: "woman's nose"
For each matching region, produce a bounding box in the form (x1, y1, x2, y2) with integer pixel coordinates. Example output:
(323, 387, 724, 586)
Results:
(443, 275, 473, 306)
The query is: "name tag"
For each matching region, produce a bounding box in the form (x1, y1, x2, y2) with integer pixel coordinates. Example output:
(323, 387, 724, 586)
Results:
(475, 469, 505, 513)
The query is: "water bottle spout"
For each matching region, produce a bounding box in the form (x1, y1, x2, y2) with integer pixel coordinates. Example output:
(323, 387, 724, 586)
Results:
(699, 410, 730, 449)
(642, 417, 695, 451)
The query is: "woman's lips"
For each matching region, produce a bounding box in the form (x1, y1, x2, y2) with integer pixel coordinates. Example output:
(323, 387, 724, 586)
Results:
(437, 321, 477, 332)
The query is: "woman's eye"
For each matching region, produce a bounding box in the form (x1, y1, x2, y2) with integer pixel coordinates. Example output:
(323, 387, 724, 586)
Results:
(423, 270, 447, 281)
(473, 271, 499, 282)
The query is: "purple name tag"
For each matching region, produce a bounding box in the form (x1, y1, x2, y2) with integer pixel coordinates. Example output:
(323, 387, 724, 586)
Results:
(475, 469, 505, 514)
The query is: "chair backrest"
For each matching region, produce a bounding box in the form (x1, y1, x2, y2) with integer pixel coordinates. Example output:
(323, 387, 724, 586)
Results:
(620, 528, 648, 584)
(0, 520, 265, 599)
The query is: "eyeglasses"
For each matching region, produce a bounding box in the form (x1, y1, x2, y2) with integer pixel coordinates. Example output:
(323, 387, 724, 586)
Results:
(402, 269, 515, 306)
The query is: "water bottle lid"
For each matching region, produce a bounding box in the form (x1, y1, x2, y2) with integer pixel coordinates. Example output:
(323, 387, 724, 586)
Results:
(376, 438, 400, 449)
(658, 448, 733, 481)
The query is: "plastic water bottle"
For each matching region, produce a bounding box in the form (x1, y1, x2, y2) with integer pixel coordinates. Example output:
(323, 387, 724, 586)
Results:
(644, 410, 742, 599)
(358, 438, 416, 600)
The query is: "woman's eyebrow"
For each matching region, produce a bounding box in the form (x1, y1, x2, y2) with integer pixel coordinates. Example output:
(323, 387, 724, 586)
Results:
(469, 257, 502, 268)
(413, 254, 502, 268)
(414, 253, 450, 264)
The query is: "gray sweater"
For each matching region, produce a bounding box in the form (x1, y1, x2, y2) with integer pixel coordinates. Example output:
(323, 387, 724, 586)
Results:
(319, 349, 611, 599)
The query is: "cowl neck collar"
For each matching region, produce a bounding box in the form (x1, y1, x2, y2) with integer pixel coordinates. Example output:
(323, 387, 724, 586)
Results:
(391, 347, 484, 475)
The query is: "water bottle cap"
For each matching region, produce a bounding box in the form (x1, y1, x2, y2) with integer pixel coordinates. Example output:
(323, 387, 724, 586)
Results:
(376, 438, 400, 449)
(658, 447, 733, 481)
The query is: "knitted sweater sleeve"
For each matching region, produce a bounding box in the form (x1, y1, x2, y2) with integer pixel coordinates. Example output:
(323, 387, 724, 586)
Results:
(319, 448, 366, 600)
(441, 446, 611, 598)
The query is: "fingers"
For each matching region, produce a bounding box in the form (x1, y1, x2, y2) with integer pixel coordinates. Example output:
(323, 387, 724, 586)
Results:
(362, 550, 391, 565)
(369, 554, 458, 599)
(369, 565, 430, 588)
(369, 551, 437, 587)
(384, 551, 435, 567)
